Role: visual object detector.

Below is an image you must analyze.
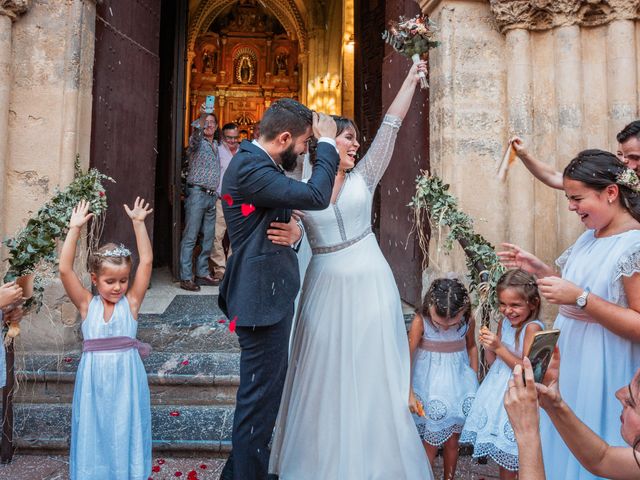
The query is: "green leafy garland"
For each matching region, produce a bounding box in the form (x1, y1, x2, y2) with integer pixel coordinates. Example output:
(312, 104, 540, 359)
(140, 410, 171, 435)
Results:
(3, 156, 114, 311)
(409, 172, 505, 328)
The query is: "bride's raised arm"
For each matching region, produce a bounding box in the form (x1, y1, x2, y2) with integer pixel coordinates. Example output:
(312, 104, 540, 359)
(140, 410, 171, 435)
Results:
(354, 60, 427, 191)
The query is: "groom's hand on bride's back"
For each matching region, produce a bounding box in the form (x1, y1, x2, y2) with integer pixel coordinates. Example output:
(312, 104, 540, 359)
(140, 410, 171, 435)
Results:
(313, 112, 337, 139)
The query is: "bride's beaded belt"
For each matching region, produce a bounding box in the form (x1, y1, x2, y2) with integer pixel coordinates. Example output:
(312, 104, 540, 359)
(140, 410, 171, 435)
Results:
(419, 338, 466, 353)
(311, 227, 373, 255)
(559, 305, 596, 323)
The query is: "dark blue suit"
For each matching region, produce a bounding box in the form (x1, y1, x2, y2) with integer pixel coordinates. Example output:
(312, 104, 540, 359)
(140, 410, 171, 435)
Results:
(219, 139, 338, 479)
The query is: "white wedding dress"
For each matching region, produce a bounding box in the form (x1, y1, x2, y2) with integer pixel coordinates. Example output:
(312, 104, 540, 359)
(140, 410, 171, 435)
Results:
(269, 115, 432, 479)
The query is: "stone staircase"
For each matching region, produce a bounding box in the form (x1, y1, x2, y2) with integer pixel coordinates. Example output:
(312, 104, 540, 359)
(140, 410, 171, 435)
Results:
(12, 294, 238, 456)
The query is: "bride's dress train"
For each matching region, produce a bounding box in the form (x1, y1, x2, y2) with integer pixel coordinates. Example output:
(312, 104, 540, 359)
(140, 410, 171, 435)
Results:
(269, 115, 433, 479)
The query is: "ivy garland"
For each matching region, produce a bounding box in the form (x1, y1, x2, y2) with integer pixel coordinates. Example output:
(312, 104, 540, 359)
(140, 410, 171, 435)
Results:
(3, 156, 114, 314)
(409, 172, 505, 329)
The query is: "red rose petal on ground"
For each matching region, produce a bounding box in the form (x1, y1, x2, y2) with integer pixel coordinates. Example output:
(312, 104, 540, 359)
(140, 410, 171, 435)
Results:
(241, 203, 256, 216)
(217, 318, 226, 324)
(157, 459, 166, 465)
(63, 357, 73, 363)
(152, 465, 160, 472)
(187, 470, 198, 480)
(169, 410, 180, 417)
(199, 464, 207, 469)
(181, 360, 189, 366)
(175, 472, 183, 477)
(229, 316, 237, 333)
(222, 193, 234, 206)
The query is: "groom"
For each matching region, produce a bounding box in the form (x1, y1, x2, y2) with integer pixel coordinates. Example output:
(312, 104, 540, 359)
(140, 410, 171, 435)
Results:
(218, 98, 339, 479)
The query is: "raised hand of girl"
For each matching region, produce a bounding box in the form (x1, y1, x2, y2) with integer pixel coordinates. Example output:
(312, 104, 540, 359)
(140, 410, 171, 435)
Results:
(536, 276, 582, 305)
(69, 200, 94, 229)
(479, 326, 502, 352)
(124, 197, 153, 223)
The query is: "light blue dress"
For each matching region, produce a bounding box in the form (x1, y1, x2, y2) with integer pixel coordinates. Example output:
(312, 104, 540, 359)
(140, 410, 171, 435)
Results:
(540, 229, 640, 480)
(460, 317, 544, 471)
(70, 296, 151, 480)
(412, 315, 478, 446)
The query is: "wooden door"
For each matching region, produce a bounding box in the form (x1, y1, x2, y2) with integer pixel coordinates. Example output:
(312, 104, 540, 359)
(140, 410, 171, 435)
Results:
(356, 0, 429, 305)
(90, 0, 162, 262)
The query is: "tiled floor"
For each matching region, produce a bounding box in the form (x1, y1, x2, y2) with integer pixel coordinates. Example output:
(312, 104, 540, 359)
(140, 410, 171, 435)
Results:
(140, 267, 220, 315)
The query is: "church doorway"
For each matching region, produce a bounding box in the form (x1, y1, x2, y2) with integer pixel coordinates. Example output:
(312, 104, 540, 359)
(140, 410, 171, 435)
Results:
(90, 0, 427, 306)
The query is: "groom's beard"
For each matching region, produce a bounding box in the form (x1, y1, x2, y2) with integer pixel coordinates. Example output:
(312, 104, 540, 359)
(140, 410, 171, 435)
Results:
(280, 144, 298, 172)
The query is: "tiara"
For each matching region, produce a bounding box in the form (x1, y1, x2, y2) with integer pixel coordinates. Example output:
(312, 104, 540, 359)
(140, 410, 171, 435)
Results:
(617, 168, 640, 193)
(96, 244, 131, 258)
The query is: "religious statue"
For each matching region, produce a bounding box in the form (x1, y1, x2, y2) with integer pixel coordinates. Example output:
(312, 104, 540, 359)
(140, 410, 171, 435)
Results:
(275, 52, 289, 75)
(202, 52, 213, 73)
(235, 54, 255, 84)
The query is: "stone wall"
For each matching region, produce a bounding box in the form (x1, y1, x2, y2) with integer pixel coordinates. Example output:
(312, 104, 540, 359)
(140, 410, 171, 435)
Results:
(419, 0, 640, 320)
(1, 0, 97, 351)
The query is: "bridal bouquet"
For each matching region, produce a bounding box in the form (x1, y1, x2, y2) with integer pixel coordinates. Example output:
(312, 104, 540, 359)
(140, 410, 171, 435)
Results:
(382, 14, 439, 89)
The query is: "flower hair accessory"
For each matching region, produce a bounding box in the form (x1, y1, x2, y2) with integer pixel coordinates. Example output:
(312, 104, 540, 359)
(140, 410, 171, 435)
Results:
(616, 168, 640, 193)
(96, 244, 131, 258)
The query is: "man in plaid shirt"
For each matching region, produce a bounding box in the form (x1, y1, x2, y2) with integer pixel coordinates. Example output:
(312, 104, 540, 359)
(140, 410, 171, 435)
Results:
(179, 103, 221, 291)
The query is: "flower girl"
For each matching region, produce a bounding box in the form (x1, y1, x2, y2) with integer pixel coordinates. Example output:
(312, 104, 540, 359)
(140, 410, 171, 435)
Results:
(461, 269, 543, 480)
(59, 198, 153, 480)
(408, 277, 479, 480)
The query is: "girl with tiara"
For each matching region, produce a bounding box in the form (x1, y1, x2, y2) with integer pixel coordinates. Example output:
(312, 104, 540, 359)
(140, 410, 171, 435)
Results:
(60, 197, 153, 480)
(408, 277, 479, 480)
(461, 269, 544, 479)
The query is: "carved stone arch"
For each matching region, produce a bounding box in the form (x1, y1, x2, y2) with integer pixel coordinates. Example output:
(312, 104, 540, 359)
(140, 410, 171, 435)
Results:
(188, 0, 307, 53)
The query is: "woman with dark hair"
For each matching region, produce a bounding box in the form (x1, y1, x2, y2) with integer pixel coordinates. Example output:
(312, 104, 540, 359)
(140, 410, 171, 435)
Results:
(499, 149, 640, 480)
(269, 62, 433, 479)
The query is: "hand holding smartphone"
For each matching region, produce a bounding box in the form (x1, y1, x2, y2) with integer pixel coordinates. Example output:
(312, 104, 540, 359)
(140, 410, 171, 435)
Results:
(205, 95, 215, 114)
(525, 329, 560, 383)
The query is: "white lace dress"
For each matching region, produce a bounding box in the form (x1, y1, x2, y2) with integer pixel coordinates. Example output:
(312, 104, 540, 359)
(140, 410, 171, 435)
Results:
(412, 315, 478, 446)
(540, 229, 640, 480)
(269, 115, 432, 479)
(460, 317, 544, 471)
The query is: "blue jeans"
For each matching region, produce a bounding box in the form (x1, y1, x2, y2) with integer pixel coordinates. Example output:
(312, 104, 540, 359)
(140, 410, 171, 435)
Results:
(179, 186, 217, 281)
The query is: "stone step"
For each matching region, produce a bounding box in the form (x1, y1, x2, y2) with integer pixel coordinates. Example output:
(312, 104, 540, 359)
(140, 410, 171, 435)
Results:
(136, 314, 239, 353)
(14, 403, 234, 455)
(136, 294, 239, 353)
(15, 352, 240, 405)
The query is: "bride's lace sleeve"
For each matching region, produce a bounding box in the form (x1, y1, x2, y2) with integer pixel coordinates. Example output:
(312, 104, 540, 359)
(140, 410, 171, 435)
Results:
(353, 114, 402, 191)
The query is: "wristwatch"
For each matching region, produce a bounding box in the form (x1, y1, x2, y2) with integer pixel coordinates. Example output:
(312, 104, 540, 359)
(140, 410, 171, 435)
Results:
(576, 288, 590, 309)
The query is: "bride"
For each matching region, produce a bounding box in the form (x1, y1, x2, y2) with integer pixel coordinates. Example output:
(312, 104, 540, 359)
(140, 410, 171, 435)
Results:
(269, 62, 433, 479)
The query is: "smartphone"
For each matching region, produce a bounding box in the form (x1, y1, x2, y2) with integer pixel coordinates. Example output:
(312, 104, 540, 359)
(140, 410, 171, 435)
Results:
(525, 329, 560, 383)
(205, 95, 215, 114)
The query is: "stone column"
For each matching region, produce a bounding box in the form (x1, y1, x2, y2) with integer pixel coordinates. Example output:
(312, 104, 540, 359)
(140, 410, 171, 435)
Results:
(554, 25, 585, 250)
(505, 28, 534, 251)
(606, 19, 637, 147)
(0, 0, 32, 253)
(58, 0, 97, 186)
(421, 0, 508, 277)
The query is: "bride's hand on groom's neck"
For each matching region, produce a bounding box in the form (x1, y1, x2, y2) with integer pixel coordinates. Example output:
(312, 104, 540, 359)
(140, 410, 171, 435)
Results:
(313, 112, 337, 139)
